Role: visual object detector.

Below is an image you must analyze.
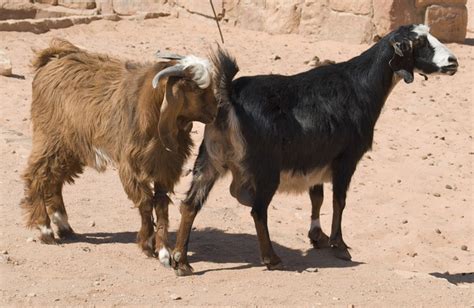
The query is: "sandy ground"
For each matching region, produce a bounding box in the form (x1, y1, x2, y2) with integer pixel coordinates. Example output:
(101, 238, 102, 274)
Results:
(0, 16, 473, 306)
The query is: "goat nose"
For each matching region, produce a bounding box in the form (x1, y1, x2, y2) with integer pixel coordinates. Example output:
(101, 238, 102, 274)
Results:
(448, 56, 458, 66)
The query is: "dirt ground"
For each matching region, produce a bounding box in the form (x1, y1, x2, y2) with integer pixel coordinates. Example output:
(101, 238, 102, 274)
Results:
(0, 16, 473, 306)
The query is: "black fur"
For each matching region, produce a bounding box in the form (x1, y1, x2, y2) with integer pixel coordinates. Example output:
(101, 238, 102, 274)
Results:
(179, 24, 458, 267)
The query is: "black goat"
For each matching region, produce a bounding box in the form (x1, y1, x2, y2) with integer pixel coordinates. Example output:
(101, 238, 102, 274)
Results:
(165, 24, 459, 275)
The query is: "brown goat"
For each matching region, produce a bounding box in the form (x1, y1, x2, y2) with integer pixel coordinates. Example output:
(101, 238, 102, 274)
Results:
(21, 38, 218, 264)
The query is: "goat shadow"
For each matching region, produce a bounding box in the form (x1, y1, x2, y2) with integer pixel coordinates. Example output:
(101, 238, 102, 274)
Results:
(66, 227, 363, 273)
(429, 272, 474, 285)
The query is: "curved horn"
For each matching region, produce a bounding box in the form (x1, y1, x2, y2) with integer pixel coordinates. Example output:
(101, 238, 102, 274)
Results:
(155, 51, 184, 60)
(152, 65, 186, 89)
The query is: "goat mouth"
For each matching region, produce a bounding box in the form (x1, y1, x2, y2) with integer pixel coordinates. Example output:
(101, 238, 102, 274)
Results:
(440, 64, 458, 75)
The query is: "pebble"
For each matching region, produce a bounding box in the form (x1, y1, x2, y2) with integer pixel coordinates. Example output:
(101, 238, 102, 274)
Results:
(27, 293, 36, 297)
(274, 55, 281, 60)
(1, 250, 8, 255)
(433, 193, 441, 197)
(170, 294, 182, 300)
(54, 298, 60, 302)
(461, 245, 468, 251)
(90, 221, 96, 227)
(26, 237, 35, 243)
(435, 228, 441, 234)
(93, 281, 100, 286)
(453, 256, 459, 261)
(445, 184, 452, 190)
(82, 247, 91, 252)
(402, 219, 408, 224)
(304, 267, 319, 273)
(408, 252, 417, 257)
(332, 297, 340, 301)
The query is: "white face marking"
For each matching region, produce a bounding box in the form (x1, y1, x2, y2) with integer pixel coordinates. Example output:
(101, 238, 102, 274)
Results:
(278, 166, 332, 194)
(158, 247, 171, 267)
(412, 24, 456, 68)
(179, 55, 212, 89)
(426, 33, 455, 67)
(310, 219, 321, 231)
(93, 147, 112, 172)
(52, 212, 70, 230)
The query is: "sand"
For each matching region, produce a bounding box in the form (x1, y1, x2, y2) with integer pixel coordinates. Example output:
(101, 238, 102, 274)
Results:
(0, 16, 473, 306)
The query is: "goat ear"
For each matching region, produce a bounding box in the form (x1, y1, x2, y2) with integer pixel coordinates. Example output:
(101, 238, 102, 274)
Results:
(158, 78, 184, 152)
(389, 39, 415, 84)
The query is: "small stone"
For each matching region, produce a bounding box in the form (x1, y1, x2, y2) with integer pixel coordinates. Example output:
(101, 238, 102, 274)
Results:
(445, 184, 453, 190)
(348, 305, 355, 308)
(332, 297, 340, 301)
(397, 179, 401, 183)
(274, 55, 281, 60)
(409, 252, 418, 257)
(304, 267, 318, 273)
(422, 155, 428, 160)
(170, 294, 181, 300)
(461, 245, 468, 251)
(90, 221, 96, 227)
(435, 228, 441, 234)
(82, 247, 91, 252)
(11, 150, 16, 154)
(1, 250, 8, 255)
(93, 281, 100, 286)
(54, 298, 60, 302)
(453, 256, 459, 261)
(27, 293, 36, 297)
(26, 237, 35, 243)
(402, 219, 408, 224)
(433, 193, 441, 197)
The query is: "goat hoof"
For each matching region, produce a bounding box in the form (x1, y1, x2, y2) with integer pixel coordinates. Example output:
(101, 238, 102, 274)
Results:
(263, 255, 283, 270)
(333, 247, 352, 261)
(39, 233, 58, 245)
(57, 226, 75, 240)
(157, 247, 171, 268)
(174, 263, 194, 276)
(308, 228, 330, 249)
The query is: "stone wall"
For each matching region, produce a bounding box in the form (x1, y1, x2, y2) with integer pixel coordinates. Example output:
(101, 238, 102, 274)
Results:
(0, 0, 469, 43)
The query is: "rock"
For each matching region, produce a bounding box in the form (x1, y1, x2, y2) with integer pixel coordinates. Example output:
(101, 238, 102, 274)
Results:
(373, 0, 422, 38)
(402, 219, 408, 224)
(90, 220, 96, 227)
(96, 0, 113, 14)
(433, 193, 441, 197)
(26, 237, 35, 243)
(274, 55, 281, 60)
(461, 245, 468, 251)
(319, 11, 373, 44)
(82, 246, 91, 252)
(34, 0, 59, 5)
(27, 293, 36, 297)
(170, 294, 181, 300)
(453, 256, 459, 261)
(93, 281, 100, 286)
(425, 5, 467, 43)
(1, 250, 8, 255)
(329, 0, 371, 15)
(58, 0, 96, 9)
(435, 228, 441, 234)
(0, 49, 12, 77)
(445, 184, 453, 190)
(304, 267, 318, 273)
(409, 252, 418, 257)
(415, 0, 467, 8)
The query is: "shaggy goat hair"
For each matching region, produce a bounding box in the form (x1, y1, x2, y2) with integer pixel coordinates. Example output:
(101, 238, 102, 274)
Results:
(165, 24, 458, 275)
(21, 38, 220, 263)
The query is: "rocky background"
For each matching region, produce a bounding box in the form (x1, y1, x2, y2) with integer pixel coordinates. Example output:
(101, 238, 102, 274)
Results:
(0, 0, 471, 43)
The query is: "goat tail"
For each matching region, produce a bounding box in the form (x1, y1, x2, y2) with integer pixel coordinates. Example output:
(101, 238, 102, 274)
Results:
(210, 46, 239, 106)
(32, 38, 81, 71)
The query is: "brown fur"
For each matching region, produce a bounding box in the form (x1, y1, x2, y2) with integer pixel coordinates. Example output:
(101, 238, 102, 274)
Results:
(21, 38, 218, 259)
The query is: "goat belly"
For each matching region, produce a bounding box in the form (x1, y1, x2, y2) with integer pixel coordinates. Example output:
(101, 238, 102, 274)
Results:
(278, 166, 332, 194)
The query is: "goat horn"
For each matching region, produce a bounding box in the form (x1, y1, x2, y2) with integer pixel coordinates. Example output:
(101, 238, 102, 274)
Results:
(152, 65, 186, 89)
(155, 51, 184, 60)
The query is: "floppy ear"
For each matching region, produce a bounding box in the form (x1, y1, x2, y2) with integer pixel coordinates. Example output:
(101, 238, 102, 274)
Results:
(158, 78, 184, 152)
(389, 38, 415, 84)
